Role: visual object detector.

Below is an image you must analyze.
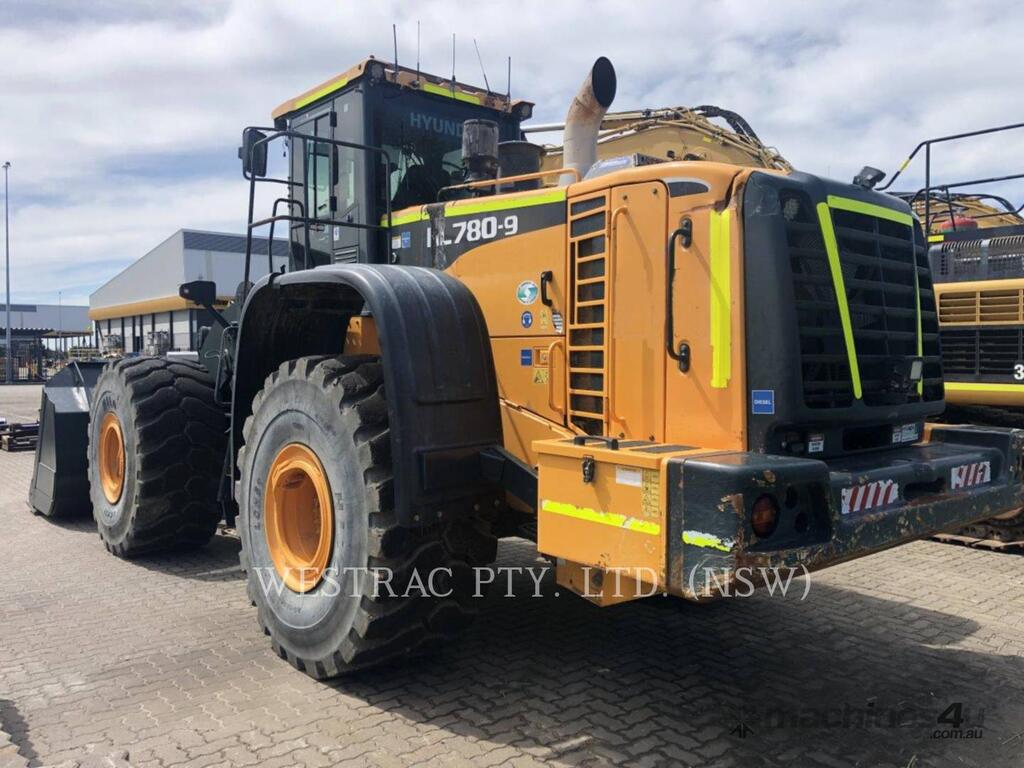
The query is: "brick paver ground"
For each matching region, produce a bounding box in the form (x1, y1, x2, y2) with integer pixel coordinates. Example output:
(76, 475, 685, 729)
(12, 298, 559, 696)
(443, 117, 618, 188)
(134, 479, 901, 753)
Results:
(1, 384, 1023, 767)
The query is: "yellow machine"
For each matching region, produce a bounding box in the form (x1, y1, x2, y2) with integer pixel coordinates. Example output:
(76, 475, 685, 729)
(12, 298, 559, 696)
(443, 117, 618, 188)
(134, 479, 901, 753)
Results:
(877, 122, 1024, 543)
(535, 105, 791, 173)
(33, 56, 1024, 678)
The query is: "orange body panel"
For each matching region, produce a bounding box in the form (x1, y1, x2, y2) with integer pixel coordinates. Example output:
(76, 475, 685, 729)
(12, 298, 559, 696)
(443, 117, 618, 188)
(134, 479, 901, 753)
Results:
(606, 182, 668, 441)
(380, 163, 767, 587)
(374, 161, 762, 463)
(535, 437, 715, 600)
(447, 221, 568, 338)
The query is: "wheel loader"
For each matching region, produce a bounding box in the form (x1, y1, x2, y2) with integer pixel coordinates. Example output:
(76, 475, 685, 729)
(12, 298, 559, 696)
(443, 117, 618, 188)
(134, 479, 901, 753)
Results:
(28, 56, 1024, 677)
(878, 121, 1024, 545)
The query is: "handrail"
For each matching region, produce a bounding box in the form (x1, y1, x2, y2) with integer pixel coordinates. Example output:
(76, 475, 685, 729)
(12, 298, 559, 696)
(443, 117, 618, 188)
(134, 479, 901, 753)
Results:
(665, 219, 692, 362)
(240, 125, 394, 295)
(877, 121, 1024, 234)
(438, 167, 579, 199)
(878, 121, 1024, 192)
(606, 205, 628, 431)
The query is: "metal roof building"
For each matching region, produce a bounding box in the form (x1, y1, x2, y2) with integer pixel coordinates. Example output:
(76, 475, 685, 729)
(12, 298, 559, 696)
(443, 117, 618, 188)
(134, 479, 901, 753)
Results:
(89, 229, 287, 354)
(0, 303, 91, 382)
(0, 303, 91, 335)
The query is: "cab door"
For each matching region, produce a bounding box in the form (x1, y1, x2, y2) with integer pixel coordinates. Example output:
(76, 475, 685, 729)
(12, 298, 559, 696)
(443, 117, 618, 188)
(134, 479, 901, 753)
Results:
(291, 111, 333, 267)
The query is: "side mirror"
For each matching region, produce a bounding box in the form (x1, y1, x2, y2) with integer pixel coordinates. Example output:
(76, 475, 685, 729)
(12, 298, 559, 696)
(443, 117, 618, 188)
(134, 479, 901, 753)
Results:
(179, 280, 218, 308)
(238, 128, 268, 177)
(180, 280, 230, 329)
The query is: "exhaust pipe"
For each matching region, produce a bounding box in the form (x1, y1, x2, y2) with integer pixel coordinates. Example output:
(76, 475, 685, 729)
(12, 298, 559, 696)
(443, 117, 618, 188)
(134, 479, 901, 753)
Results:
(560, 57, 617, 185)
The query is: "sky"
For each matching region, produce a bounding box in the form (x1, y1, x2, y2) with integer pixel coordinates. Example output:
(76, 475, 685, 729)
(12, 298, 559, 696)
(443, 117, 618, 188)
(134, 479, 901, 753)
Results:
(0, 0, 1022, 306)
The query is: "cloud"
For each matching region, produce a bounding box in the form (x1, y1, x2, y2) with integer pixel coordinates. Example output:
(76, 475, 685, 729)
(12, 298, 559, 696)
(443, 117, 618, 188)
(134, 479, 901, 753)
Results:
(1, 0, 1022, 304)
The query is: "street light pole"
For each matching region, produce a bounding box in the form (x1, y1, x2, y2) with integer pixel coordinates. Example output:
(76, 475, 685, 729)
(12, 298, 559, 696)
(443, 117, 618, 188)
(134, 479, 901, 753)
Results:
(3, 161, 11, 385)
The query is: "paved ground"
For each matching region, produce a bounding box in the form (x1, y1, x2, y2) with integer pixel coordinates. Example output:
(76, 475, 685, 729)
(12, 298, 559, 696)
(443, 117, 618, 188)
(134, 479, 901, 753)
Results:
(1, 384, 1023, 767)
(0, 385, 42, 424)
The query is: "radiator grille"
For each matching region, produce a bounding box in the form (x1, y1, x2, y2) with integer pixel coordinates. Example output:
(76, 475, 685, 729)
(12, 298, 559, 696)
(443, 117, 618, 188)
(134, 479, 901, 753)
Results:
(940, 327, 1022, 378)
(782, 192, 943, 408)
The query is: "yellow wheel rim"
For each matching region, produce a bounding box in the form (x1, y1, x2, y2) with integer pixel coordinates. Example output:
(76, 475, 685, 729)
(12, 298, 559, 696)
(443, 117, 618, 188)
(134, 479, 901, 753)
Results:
(98, 411, 125, 504)
(265, 443, 334, 593)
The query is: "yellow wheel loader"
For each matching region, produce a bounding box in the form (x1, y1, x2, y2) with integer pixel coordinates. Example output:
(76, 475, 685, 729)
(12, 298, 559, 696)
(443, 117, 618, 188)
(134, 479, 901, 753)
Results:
(29, 56, 1024, 677)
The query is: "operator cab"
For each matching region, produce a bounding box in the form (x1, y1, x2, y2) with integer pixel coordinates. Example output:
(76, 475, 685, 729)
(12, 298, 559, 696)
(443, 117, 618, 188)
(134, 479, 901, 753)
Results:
(248, 58, 531, 271)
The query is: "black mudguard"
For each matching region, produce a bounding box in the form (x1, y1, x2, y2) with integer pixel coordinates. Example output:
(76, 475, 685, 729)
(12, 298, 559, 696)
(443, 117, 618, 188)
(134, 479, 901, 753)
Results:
(29, 361, 106, 517)
(231, 264, 502, 526)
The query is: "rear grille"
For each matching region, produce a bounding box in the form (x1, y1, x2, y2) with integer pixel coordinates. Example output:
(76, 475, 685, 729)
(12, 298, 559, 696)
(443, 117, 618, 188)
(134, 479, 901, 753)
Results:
(938, 288, 1024, 324)
(567, 193, 611, 436)
(782, 192, 943, 408)
(940, 327, 1022, 379)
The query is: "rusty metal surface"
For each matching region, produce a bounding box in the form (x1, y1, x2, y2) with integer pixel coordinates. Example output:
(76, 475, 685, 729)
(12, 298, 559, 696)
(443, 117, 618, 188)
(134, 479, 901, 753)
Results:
(668, 426, 1024, 600)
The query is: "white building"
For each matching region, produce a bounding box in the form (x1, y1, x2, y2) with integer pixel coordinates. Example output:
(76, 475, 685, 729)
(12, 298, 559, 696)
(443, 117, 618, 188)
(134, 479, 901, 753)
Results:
(89, 230, 288, 354)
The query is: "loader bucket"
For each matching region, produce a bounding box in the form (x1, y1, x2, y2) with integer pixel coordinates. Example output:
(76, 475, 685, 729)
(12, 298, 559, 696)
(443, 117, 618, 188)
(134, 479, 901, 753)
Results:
(29, 361, 106, 517)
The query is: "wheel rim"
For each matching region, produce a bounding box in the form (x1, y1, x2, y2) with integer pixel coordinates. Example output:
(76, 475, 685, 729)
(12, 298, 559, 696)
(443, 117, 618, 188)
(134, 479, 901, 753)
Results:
(98, 411, 125, 504)
(264, 443, 334, 593)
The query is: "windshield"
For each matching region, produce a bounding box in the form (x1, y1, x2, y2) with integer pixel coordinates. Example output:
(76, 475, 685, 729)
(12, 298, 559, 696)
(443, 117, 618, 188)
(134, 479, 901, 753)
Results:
(376, 93, 516, 210)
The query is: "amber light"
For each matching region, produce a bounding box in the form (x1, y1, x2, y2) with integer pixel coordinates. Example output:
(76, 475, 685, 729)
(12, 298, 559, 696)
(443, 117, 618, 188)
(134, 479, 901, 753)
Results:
(751, 495, 779, 538)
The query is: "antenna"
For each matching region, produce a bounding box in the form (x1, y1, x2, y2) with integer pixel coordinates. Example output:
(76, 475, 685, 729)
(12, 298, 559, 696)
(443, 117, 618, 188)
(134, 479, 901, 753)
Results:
(506, 56, 511, 103)
(473, 38, 491, 94)
(451, 33, 456, 95)
(392, 24, 399, 79)
(415, 20, 421, 82)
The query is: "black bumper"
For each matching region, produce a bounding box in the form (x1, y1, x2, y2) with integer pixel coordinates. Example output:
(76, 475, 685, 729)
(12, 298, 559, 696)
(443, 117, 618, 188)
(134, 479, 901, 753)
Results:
(666, 425, 1024, 599)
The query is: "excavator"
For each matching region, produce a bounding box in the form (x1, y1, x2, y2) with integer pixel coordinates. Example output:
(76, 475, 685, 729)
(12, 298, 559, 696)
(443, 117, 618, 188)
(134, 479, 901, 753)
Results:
(26, 56, 1024, 677)
(532, 104, 791, 173)
(877, 122, 1024, 547)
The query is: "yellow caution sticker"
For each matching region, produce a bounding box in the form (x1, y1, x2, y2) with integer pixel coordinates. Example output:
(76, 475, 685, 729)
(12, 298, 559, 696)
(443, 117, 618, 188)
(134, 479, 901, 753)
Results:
(541, 499, 660, 535)
(641, 470, 660, 519)
(532, 368, 549, 385)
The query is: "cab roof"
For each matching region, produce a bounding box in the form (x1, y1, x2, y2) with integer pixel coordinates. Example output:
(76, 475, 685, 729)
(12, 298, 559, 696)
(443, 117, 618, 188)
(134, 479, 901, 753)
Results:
(271, 56, 534, 121)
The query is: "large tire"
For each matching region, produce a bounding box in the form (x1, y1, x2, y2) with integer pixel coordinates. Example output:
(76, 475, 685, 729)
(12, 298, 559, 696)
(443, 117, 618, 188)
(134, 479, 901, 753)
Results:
(87, 357, 227, 557)
(237, 355, 497, 678)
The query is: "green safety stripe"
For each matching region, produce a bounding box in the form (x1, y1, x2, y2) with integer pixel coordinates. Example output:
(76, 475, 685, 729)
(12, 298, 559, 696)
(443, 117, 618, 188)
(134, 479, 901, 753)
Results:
(818, 196, 921, 401)
(816, 202, 863, 400)
(913, 235, 924, 395)
(388, 209, 429, 227)
(541, 499, 661, 536)
(295, 78, 349, 111)
(709, 209, 732, 389)
(383, 189, 567, 227)
(421, 82, 482, 104)
(446, 188, 566, 217)
(826, 195, 914, 227)
(682, 530, 733, 552)
(914, 271, 923, 395)
(293, 77, 483, 114)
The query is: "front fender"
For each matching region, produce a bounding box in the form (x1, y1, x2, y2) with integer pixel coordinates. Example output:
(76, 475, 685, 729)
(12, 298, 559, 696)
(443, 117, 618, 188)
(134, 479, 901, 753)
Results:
(232, 264, 501, 525)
